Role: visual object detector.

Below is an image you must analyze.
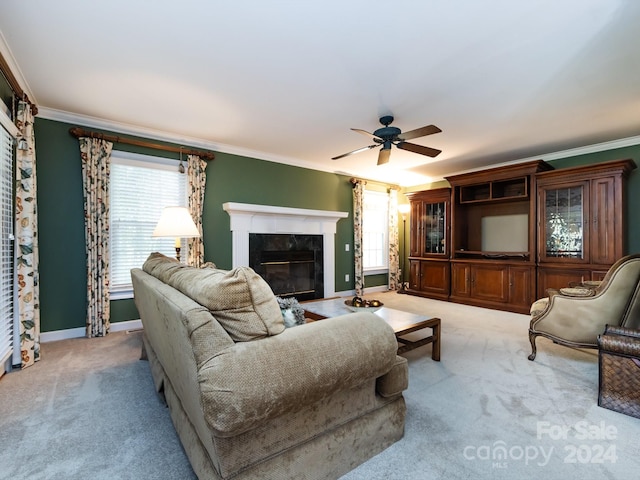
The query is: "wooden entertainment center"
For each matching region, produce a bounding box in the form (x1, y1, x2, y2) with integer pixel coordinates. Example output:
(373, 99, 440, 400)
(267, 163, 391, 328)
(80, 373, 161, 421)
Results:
(405, 159, 636, 314)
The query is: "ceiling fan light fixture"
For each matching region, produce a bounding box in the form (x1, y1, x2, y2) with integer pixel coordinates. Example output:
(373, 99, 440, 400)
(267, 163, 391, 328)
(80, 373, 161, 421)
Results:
(333, 116, 441, 165)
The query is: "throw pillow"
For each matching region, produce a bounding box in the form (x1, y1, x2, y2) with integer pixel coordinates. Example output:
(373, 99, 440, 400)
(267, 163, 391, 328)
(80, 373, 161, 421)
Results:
(168, 265, 285, 342)
(276, 296, 306, 327)
(559, 287, 595, 297)
(142, 253, 285, 342)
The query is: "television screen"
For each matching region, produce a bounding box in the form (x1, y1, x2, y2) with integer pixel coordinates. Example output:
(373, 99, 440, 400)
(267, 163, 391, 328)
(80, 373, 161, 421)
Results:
(481, 214, 528, 252)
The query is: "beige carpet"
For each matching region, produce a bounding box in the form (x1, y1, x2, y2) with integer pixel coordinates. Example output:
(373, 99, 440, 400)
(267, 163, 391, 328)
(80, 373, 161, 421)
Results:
(1, 292, 638, 479)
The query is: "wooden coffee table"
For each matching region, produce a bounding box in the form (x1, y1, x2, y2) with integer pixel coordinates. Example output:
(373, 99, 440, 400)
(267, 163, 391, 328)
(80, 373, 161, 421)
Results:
(303, 298, 441, 361)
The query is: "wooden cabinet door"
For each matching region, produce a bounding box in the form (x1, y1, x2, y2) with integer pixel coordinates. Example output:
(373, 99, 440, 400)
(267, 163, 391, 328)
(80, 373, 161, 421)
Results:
(537, 181, 589, 263)
(537, 267, 589, 298)
(407, 188, 451, 259)
(591, 270, 608, 282)
(409, 201, 422, 257)
(590, 176, 618, 265)
(509, 266, 533, 308)
(451, 263, 471, 297)
(409, 259, 421, 290)
(470, 264, 509, 303)
(420, 201, 447, 256)
(419, 261, 450, 296)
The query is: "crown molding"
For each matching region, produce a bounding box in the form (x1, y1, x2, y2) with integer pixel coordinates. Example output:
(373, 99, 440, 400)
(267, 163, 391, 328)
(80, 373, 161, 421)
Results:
(36, 106, 640, 186)
(36, 106, 340, 175)
(539, 135, 640, 161)
(431, 135, 640, 183)
(0, 31, 37, 103)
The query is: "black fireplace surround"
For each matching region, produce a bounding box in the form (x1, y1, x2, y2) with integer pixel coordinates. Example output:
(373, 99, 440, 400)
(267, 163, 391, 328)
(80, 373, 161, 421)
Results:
(249, 234, 324, 301)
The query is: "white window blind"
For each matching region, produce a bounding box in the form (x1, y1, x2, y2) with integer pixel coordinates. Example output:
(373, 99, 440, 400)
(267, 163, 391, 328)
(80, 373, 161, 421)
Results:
(110, 152, 187, 296)
(0, 125, 14, 371)
(362, 190, 389, 272)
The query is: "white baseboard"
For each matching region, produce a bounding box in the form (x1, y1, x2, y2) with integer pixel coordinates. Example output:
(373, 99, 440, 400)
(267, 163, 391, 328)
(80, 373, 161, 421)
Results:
(110, 319, 143, 333)
(336, 285, 395, 297)
(364, 285, 394, 294)
(41, 319, 143, 343)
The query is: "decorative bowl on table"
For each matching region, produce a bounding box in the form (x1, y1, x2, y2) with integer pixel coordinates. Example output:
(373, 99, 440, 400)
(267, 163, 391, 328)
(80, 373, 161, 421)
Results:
(344, 297, 384, 313)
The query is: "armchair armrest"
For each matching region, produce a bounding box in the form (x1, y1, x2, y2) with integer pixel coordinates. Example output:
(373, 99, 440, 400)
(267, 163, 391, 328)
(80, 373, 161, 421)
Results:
(198, 312, 401, 436)
(599, 326, 640, 357)
(603, 325, 640, 339)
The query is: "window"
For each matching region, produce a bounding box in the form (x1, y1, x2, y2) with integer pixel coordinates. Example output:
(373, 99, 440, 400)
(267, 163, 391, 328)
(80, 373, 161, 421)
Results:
(0, 121, 14, 372)
(110, 151, 187, 298)
(362, 190, 389, 273)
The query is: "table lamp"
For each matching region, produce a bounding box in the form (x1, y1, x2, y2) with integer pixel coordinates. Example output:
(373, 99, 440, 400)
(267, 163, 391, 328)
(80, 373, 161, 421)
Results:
(152, 206, 200, 262)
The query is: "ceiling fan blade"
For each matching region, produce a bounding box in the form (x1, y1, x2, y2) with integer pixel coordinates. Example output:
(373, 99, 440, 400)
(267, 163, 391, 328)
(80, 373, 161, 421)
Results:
(351, 128, 380, 141)
(397, 141, 442, 158)
(397, 124, 441, 141)
(331, 144, 378, 160)
(377, 148, 391, 165)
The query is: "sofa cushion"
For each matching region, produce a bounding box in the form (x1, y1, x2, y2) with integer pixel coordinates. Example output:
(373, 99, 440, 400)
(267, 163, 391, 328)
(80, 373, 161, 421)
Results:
(143, 253, 285, 341)
(559, 287, 595, 297)
(143, 251, 189, 283)
(198, 312, 400, 436)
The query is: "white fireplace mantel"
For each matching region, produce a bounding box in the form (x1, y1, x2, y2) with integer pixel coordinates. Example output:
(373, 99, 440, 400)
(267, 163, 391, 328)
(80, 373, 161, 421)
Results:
(223, 202, 349, 298)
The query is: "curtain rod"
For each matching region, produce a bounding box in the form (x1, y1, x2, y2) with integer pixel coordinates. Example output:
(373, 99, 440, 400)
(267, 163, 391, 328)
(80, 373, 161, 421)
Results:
(0, 51, 38, 115)
(349, 177, 400, 190)
(69, 127, 215, 161)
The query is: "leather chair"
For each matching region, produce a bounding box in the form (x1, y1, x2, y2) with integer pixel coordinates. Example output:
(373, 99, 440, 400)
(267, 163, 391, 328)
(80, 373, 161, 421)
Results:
(528, 254, 640, 361)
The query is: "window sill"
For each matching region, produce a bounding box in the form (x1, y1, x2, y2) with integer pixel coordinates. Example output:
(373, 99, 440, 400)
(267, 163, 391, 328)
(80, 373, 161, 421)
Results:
(364, 268, 389, 276)
(110, 289, 134, 301)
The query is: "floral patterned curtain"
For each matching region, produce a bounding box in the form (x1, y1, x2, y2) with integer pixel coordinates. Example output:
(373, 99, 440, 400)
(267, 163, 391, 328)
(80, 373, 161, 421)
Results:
(352, 179, 365, 296)
(79, 137, 113, 338)
(187, 154, 207, 267)
(16, 101, 40, 368)
(388, 188, 400, 290)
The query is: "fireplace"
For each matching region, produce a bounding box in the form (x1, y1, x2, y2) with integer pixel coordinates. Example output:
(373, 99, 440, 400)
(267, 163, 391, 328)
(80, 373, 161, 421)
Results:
(223, 202, 348, 299)
(249, 234, 323, 301)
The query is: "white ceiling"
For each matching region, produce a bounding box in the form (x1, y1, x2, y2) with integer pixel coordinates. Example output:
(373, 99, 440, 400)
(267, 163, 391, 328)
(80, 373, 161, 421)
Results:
(1, 0, 639, 186)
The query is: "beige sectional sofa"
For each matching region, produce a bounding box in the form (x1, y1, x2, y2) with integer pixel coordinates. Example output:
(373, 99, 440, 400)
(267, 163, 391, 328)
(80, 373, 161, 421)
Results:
(131, 253, 408, 480)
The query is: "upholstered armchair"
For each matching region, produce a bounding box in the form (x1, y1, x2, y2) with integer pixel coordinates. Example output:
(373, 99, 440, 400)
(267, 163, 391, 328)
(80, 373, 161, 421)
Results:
(528, 254, 640, 361)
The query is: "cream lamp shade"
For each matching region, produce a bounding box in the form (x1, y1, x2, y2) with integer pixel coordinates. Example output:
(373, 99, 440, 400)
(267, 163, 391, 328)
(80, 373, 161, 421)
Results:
(398, 203, 410, 217)
(152, 206, 200, 261)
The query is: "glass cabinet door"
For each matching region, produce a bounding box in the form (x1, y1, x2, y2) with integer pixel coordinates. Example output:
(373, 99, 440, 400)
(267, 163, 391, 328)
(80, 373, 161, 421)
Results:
(423, 201, 446, 255)
(541, 184, 586, 260)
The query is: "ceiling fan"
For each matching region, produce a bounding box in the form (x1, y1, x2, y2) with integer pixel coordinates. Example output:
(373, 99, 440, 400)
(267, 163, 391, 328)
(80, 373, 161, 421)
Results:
(332, 115, 442, 165)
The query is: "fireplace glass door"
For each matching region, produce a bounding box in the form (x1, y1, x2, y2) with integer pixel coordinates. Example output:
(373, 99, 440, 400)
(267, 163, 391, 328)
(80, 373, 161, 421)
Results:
(249, 233, 324, 301)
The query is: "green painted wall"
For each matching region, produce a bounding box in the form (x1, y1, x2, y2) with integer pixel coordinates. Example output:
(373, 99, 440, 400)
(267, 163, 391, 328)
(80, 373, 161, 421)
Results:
(202, 151, 354, 273)
(34, 116, 640, 333)
(36, 119, 88, 332)
(365, 273, 388, 288)
(34, 118, 356, 332)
